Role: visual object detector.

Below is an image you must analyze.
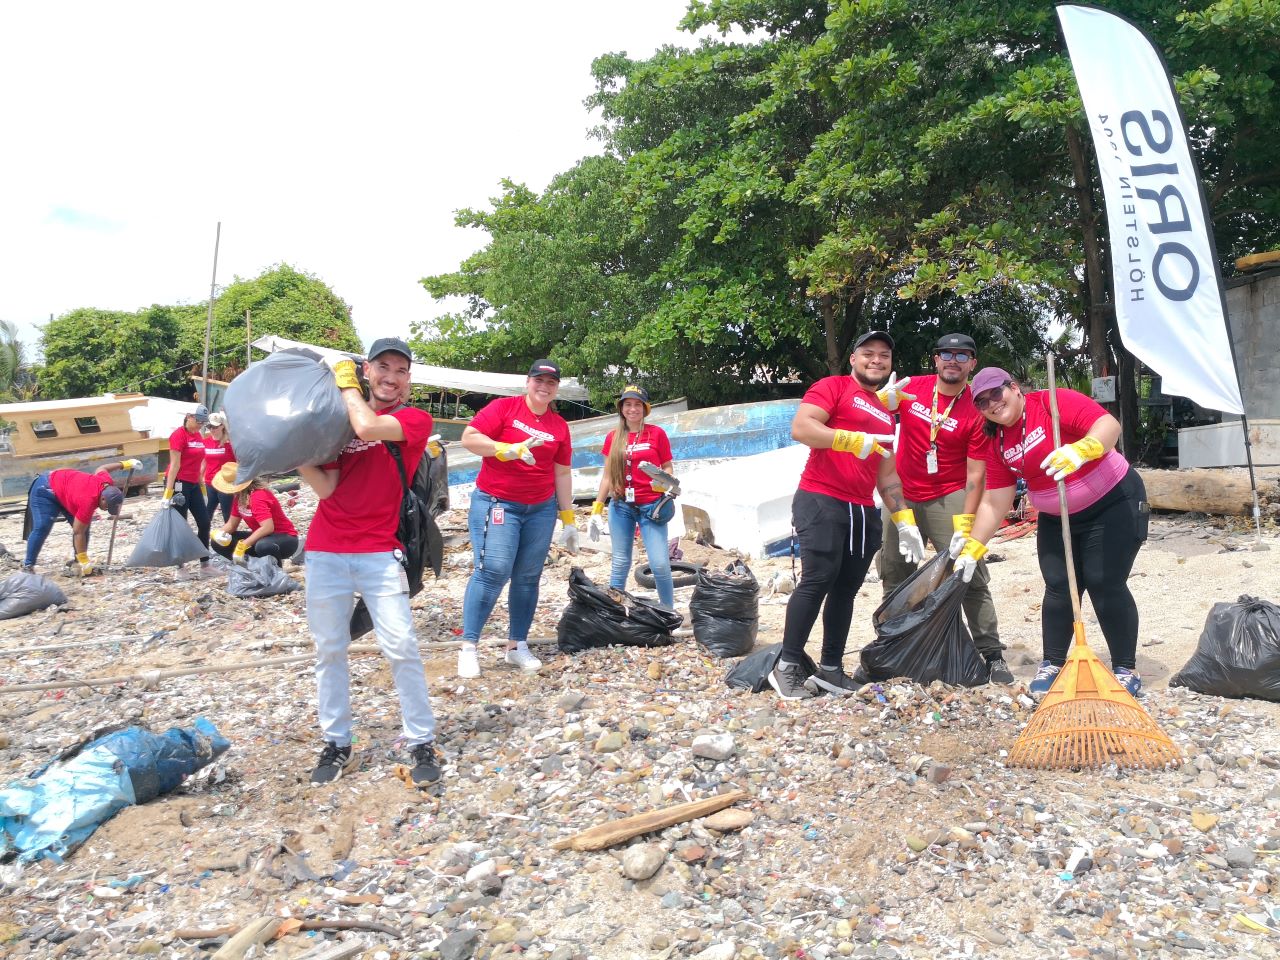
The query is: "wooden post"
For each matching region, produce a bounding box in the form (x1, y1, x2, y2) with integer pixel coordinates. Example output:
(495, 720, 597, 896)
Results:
(201, 222, 221, 405)
(245, 308, 251, 370)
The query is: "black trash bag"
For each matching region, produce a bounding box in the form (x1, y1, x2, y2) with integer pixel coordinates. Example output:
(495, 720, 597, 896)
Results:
(690, 560, 759, 658)
(0, 573, 68, 620)
(1170, 595, 1280, 702)
(860, 552, 989, 687)
(222, 349, 354, 483)
(724, 641, 818, 693)
(225, 556, 300, 599)
(557, 567, 682, 654)
(349, 441, 445, 640)
(125, 508, 209, 567)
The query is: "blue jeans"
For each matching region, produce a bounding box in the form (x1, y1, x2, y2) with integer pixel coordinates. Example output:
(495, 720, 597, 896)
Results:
(462, 491, 557, 644)
(608, 499, 674, 608)
(306, 550, 435, 747)
(24, 473, 75, 567)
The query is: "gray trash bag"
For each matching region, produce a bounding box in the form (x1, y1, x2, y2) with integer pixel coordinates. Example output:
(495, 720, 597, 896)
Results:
(223, 349, 354, 483)
(0, 573, 68, 620)
(226, 555, 300, 598)
(125, 509, 209, 567)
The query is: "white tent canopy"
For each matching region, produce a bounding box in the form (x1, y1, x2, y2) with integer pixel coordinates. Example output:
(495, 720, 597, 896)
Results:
(250, 335, 590, 402)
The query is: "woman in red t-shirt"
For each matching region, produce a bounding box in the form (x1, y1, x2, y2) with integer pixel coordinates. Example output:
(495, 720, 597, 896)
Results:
(209, 463, 299, 564)
(202, 412, 237, 523)
(590, 385, 677, 608)
(953, 367, 1148, 698)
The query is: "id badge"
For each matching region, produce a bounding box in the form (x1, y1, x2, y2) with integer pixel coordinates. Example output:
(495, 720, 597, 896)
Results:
(925, 445, 939, 475)
(492, 506, 505, 525)
(625, 486, 636, 503)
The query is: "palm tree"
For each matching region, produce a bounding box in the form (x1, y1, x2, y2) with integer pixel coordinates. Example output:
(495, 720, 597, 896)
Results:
(0, 320, 25, 397)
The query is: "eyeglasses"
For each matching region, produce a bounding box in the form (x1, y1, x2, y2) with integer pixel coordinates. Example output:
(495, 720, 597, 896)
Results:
(974, 382, 1012, 411)
(936, 350, 975, 362)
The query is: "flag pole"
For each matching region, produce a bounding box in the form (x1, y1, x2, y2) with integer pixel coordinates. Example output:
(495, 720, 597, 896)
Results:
(1219, 295, 1267, 549)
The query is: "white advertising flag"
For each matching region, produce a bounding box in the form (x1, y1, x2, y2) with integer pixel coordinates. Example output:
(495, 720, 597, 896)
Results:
(1057, 4, 1243, 414)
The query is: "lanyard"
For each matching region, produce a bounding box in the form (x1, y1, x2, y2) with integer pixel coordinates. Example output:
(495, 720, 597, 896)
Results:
(929, 384, 962, 445)
(624, 427, 648, 483)
(997, 410, 1028, 475)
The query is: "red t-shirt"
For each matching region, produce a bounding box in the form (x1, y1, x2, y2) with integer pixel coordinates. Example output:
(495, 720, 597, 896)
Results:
(305, 406, 434, 553)
(601, 425, 674, 505)
(797, 376, 894, 505)
(895, 375, 989, 503)
(471, 395, 572, 505)
(984, 388, 1113, 494)
(232, 488, 298, 537)
(203, 440, 236, 485)
(49, 468, 114, 524)
(169, 427, 206, 484)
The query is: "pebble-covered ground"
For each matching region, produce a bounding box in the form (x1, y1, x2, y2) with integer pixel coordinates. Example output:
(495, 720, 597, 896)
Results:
(1, 489, 1278, 960)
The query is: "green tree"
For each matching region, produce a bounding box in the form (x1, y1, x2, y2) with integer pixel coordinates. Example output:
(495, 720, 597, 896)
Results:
(38, 306, 188, 399)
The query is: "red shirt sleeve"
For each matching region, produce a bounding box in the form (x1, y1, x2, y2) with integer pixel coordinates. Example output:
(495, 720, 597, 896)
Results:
(967, 421, 992, 462)
(985, 440, 1017, 491)
(653, 427, 673, 465)
(1057, 388, 1111, 441)
(801, 377, 840, 414)
(249, 489, 273, 526)
(554, 420, 572, 466)
(169, 427, 185, 453)
(469, 397, 506, 438)
(602, 430, 614, 457)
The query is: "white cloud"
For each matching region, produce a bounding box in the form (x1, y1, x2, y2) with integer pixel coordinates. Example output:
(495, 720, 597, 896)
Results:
(0, 0, 717, 360)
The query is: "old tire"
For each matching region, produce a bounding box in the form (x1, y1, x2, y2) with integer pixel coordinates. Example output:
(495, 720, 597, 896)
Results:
(634, 560, 701, 590)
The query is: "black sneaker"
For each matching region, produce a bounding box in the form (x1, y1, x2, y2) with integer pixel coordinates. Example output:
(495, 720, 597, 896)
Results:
(805, 665, 861, 697)
(408, 742, 442, 786)
(768, 660, 816, 701)
(986, 658, 1015, 685)
(310, 742, 357, 785)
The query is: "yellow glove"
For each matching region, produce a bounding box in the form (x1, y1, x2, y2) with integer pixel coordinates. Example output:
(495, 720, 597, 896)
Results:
(232, 540, 250, 564)
(494, 440, 536, 465)
(211, 529, 233, 547)
(200, 482, 208, 499)
(954, 538, 988, 583)
(949, 513, 975, 557)
(161, 488, 175, 508)
(427, 434, 443, 458)
(76, 551, 95, 576)
(831, 430, 894, 459)
(890, 509, 925, 563)
(875, 372, 916, 412)
(121, 458, 142, 471)
(559, 509, 576, 527)
(331, 358, 361, 392)
(588, 501, 605, 542)
(1040, 436, 1104, 482)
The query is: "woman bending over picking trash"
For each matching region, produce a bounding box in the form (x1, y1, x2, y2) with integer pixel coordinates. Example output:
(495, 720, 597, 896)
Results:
(590, 385, 678, 608)
(456, 360, 576, 679)
(209, 464, 299, 563)
(955, 368, 1149, 697)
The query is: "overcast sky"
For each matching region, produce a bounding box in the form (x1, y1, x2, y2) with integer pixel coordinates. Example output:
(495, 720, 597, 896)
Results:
(0, 1, 716, 362)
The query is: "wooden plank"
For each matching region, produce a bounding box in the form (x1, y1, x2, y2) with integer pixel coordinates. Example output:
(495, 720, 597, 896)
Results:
(552, 789, 749, 851)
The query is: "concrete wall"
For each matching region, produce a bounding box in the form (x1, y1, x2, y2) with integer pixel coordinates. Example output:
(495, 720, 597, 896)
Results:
(1225, 267, 1280, 420)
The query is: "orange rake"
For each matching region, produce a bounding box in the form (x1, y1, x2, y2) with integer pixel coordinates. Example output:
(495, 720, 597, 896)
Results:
(1007, 355, 1180, 771)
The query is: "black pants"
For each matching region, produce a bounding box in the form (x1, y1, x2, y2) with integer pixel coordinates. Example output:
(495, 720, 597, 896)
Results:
(781, 489, 881, 666)
(1037, 468, 1148, 671)
(174, 480, 211, 551)
(210, 530, 299, 562)
(210, 489, 234, 524)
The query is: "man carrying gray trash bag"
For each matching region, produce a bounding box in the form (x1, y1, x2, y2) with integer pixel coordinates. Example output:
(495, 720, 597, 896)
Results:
(293, 337, 442, 789)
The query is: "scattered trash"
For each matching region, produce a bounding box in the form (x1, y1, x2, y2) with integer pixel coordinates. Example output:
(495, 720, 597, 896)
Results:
(557, 567, 682, 653)
(690, 560, 759, 658)
(0, 718, 229, 861)
(1171, 594, 1280, 701)
(0, 572, 67, 620)
(225, 556, 301, 598)
(723, 640, 817, 692)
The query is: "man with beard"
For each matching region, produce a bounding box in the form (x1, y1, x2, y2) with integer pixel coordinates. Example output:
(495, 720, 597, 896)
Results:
(297, 338, 441, 787)
(876, 332, 1010, 683)
(768, 330, 926, 700)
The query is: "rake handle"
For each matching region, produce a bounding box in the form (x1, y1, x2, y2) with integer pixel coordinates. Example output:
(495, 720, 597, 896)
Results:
(1045, 354, 1085, 627)
(104, 467, 134, 570)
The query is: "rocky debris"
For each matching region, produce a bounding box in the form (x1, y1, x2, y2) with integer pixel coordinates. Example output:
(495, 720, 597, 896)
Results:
(0, 490, 1279, 959)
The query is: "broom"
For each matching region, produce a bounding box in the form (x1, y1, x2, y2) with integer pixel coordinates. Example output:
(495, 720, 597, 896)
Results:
(1007, 354, 1180, 770)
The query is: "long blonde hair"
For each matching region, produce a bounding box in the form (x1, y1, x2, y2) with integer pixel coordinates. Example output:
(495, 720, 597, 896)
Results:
(235, 477, 270, 513)
(606, 411, 640, 496)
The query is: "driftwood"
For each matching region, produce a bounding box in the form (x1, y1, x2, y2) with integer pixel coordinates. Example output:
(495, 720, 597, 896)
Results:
(209, 917, 278, 959)
(552, 788, 749, 851)
(1136, 467, 1280, 517)
(177, 917, 402, 944)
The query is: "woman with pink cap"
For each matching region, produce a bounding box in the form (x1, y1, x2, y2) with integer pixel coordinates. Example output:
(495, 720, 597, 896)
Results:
(954, 368, 1149, 697)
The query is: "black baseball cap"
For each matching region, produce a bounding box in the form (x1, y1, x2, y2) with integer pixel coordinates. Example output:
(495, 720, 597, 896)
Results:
(101, 485, 124, 516)
(527, 359, 561, 380)
(853, 330, 894, 350)
(936, 333, 977, 354)
(367, 337, 414, 363)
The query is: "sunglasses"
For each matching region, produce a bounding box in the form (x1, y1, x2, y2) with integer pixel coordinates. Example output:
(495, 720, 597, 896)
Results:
(974, 382, 1012, 411)
(936, 350, 975, 362)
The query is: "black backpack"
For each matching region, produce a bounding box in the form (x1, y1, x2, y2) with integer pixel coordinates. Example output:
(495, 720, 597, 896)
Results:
(349, 437, 446, 640)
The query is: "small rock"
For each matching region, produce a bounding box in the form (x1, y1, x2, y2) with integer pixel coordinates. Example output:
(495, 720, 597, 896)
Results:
(691, 943, 737, 960)
(1225, 845, 1256, 869)
(1191, 809, 1219, 832)
(925, 763, 952, 784)
(595, 731, 626, 753)
(703, 809, 754, 832)
(488, 922, 518, 944)
(439, 928, 482, 960)
(622, 843, 665, 881)
(692, 733, 735, 761)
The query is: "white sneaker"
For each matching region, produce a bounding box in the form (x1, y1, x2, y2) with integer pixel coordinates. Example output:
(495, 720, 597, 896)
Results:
(505, 646, 542, 673)
(457, 645, 480, 679)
